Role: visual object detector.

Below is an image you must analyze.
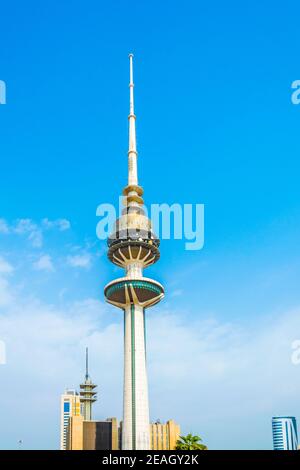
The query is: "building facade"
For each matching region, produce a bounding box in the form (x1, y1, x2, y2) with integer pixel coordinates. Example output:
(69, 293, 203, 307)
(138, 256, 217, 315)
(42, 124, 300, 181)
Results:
(150, 420, 180, 450)
(67, 417, 119, 450)
(104, 54, 164, 450)
(60, 389, 82, 450)
(68, 417, 179, 450)
(67, 415, 84, 450)
(272, 416, 298, 450)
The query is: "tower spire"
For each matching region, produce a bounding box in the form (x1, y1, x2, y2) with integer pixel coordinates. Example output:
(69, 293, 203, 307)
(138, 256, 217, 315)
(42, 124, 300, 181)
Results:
(129, 53, 134, 117)
(85, 347, 89, 380)
(128, 53, 138, 186)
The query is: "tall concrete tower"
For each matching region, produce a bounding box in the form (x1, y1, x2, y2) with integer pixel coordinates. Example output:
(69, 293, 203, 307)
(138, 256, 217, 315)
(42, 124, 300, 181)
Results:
(79, 348, 97, 421)
(104, 54, 164, 450)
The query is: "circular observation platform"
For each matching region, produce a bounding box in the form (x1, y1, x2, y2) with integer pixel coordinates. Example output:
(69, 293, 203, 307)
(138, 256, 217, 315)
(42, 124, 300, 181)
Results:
(108, 238, 160, 268)
(107, 210, 160, 268)
(104, 277, 164, 308)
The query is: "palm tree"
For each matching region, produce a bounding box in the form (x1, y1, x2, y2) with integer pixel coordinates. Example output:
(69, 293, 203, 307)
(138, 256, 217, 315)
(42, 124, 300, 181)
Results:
(176, 433, 207, 450)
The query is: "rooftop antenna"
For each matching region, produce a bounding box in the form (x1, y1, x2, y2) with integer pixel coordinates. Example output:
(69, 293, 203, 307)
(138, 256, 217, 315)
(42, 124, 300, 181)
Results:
(85, 347, 89, 380)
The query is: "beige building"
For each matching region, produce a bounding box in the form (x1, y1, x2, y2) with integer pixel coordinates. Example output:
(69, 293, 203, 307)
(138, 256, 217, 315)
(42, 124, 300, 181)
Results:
(67, 415, 84, 450)
(60, 389, 82, 450)
(67, 416, 180, 450)
(67, 417, 119, 450)
(150, 420, 180, 450)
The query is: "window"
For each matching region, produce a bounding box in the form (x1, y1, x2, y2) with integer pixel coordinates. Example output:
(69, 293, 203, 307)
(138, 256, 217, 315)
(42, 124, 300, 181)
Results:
(64, 402, 70, 413)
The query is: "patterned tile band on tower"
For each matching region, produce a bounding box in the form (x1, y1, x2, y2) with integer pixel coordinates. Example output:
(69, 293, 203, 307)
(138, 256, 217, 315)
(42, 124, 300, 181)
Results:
(104, 54, 164, 450)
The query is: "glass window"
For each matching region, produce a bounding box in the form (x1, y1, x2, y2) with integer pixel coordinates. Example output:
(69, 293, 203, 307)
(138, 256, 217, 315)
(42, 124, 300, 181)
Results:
(64, 402, 70, 412)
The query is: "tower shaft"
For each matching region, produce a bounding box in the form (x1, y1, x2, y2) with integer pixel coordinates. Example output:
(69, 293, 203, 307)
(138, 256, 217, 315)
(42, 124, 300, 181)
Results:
(123, 304, 149, 450)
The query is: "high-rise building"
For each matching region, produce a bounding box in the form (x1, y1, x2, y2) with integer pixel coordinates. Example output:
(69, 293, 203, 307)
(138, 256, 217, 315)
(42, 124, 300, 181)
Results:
(67, 416, 119, 450)
(79, 348, 97, 421)
(272, 416, 298, 450)
(150, 420, 181, 450)
(104, 55, 164, 450)
(60, 389, 81, 450)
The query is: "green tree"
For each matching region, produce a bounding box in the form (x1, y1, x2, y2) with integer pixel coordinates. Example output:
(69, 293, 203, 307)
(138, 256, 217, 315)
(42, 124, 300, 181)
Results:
(176, 433, 207, 450)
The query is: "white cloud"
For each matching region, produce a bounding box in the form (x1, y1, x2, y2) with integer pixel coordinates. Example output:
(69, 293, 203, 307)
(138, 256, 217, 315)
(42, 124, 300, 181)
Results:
(28, 230, 43, 248)
(0, 257, 14, 274)
(0, 257, 14, 307)
(0, 218, 71, 249)
(170, 289, 183, 298)
(0, 278, 13, 307)
(42, 218, 71, 231)
(57, 219, 71, 231)
(66, 254, 91, 269)
(33, 255, 55, 272)
(12, 219, 43, 248)
(14, 218, 37, 234)
(0, 219, 9, 234)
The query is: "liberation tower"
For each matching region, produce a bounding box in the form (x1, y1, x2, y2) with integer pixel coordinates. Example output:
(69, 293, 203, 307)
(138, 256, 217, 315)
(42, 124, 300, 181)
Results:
(104, 55, 164, 450)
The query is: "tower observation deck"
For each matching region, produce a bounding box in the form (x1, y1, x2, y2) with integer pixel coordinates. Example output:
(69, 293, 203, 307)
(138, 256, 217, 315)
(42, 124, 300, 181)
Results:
(104, 55, 164, 450)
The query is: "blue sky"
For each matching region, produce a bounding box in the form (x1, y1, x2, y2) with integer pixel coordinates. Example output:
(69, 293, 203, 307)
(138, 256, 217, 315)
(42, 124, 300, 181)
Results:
(1, 0, 300, 450)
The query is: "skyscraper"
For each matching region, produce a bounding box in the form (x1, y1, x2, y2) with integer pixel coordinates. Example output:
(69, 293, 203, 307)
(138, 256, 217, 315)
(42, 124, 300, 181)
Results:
(60, 389, 81, 450)
(272, 416, 298, 450)
(79, 348, 97, 421)
(104, 55, 164, 450)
